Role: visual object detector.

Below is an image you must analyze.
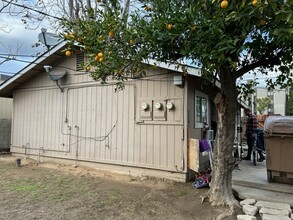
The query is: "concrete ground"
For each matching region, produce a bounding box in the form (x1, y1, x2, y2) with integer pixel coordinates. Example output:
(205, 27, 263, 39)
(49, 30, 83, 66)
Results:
(232, 158, 293, 206)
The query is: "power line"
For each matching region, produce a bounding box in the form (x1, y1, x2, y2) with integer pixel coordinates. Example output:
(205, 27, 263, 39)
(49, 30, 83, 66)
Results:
(0, 55, 37, 64)
(0, 53, 40, 58)
(2, 0, 63, 21)
(0, 53, 46, 58)
(0, 55, 181, 81)
(0, 55, 80, 76)
(0, 11, 23, 13)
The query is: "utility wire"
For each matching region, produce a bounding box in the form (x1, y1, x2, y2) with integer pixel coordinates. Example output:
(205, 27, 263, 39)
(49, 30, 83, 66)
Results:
(0, 53, 42, 58)
(2, 0, 63, 20)
(0, 55, 80, 73)
(0, 55, 194, 81)
(0, 55, 38, 64)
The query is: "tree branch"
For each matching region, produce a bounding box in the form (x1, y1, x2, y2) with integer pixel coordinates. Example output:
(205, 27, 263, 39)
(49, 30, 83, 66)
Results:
(2, 0, 62, 20)
(0, 0, 12, 13)
(234, 53, 282, 78)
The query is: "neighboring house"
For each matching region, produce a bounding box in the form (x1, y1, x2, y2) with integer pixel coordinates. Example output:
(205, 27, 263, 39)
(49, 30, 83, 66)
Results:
(0, 74, 13, 151)
(0, 41, 220, 181)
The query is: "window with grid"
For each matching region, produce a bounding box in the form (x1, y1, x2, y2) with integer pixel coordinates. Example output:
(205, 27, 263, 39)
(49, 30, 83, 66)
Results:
(196, 96, 208, 124)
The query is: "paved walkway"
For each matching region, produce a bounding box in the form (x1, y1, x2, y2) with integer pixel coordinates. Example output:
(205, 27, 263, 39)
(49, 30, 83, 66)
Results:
(232, 159, 293, 219)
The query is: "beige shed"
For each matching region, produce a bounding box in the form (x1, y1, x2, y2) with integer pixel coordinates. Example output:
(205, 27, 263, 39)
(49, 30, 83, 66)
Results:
(0, 41, 219, 181)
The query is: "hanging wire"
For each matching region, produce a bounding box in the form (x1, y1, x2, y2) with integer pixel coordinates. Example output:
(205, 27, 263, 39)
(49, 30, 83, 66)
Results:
(1, 0, 62, 20)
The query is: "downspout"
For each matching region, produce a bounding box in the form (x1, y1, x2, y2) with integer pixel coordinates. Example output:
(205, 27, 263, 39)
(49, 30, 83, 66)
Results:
(74, 125, 79, 167)
(182, 76, 188, 172)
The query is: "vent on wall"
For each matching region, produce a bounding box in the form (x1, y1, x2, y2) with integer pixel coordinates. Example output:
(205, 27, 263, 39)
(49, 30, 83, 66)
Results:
(76, 53, 85, 71)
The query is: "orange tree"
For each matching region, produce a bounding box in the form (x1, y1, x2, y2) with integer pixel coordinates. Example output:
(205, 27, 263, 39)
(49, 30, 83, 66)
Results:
(62, 0, 293, 213)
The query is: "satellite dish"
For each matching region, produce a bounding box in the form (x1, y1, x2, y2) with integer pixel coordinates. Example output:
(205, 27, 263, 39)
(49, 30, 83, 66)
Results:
(43, 65, 66, 92)
(38, 32, 62, 47)
(47, 69, 67, 81)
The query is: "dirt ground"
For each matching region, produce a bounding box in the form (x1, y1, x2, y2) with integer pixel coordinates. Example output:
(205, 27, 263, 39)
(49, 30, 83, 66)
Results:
(0, 154, 232, 220)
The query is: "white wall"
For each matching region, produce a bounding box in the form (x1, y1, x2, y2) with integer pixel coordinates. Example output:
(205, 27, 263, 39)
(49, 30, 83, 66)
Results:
(255, 87, 286, 115)
(274, 89, 286, 115)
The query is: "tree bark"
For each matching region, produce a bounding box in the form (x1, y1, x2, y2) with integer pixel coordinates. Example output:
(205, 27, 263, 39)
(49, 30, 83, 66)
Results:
(208, 70, 241, 215)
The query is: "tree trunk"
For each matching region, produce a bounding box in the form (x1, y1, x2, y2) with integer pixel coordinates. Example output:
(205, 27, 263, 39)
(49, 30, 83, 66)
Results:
(208, 70, 241, 215)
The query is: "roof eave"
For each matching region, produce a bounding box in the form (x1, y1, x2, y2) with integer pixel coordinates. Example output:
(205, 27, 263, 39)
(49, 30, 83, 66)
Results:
(144, 59, 201, 77)
(0, 41, 67, 98)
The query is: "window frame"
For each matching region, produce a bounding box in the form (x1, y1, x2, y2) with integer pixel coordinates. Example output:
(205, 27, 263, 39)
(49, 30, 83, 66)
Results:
(195, 90, 210, 128)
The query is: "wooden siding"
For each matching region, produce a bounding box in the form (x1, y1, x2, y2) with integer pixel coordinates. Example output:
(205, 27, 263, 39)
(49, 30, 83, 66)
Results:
(0, 97, 12, 118)
(11, 63, 186, 173)
(186, 78, 213, 139)
(187, 80, 202, 139)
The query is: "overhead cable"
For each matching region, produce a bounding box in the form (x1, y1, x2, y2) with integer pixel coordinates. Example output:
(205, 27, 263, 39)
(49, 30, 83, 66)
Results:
(2, 0, 63, 20)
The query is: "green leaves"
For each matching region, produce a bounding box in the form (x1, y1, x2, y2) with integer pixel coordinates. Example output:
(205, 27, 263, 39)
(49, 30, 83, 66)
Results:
(256, 97, 271, 114)
(60, 0, 293, 93)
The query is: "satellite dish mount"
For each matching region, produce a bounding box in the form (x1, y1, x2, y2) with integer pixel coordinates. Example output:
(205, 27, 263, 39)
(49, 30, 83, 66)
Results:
(43, 65, 66, 92)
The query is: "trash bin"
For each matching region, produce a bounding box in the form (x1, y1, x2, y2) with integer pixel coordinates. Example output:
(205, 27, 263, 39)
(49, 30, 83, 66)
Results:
(264, 116, 293, 183)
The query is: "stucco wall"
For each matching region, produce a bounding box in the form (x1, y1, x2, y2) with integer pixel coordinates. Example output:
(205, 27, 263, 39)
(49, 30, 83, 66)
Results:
(0, 97, 12, 118)
(0, 118, 11, 150)
(0, 97, 12, 150)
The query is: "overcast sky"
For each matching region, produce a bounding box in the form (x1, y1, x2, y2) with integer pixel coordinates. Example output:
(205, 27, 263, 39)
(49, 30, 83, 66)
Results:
(0, 0, 279, 87)
(0, 20, 44, 75)
(0, 0, 56, 76)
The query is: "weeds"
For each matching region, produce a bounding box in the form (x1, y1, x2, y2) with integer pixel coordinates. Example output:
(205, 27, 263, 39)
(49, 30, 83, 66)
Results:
(11, 179, 41, 192)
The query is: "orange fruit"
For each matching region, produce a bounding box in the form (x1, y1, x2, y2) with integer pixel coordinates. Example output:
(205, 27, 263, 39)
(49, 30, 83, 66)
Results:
(167, 23, 173, 31)
(98, 35, 104, 41)
(94, 55, 99, 62)
(85, 66, 90, 71)
(129, 39, 135, 45)
(252, 0, 257, 6)
(145, 5, 151, 11)
(98, 52, 103, 58)
(220, 0, 228, 9)
(99, 57, 103, 62)
(65, 33, 75, 39)
(260, 20, 266, 26)
(65, 50, 71, 57)
(108, 31, 115, 38)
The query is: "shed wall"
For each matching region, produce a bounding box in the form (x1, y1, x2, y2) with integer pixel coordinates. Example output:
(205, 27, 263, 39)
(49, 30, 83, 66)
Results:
(186, 78, 213, 139)
(11, 62, 186, 179)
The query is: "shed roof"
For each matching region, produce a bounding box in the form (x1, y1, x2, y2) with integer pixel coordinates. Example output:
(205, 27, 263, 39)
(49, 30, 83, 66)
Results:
(0, 41, 202, 98)
(0, 41, 68, 98)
